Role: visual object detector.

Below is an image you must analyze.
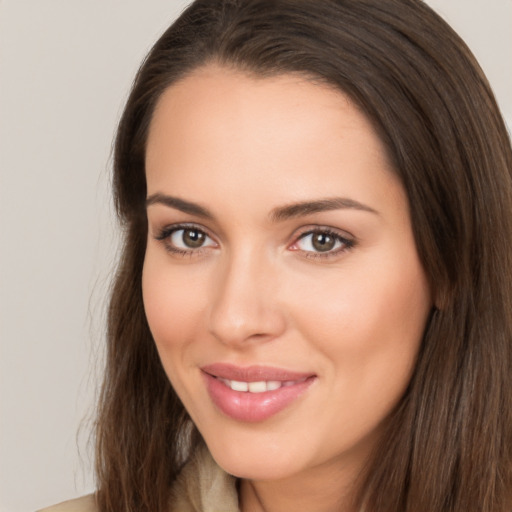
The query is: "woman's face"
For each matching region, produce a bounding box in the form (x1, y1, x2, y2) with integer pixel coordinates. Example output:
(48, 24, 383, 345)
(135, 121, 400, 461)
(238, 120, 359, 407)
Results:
(143, 66, 432, 483)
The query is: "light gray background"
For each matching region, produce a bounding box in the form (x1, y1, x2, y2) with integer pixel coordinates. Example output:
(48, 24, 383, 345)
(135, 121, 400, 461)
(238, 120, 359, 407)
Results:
(0, 1, 510, 511)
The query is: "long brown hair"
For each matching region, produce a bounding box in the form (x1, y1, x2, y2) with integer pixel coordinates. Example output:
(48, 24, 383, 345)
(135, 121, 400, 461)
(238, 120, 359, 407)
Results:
(95, 1, 512, 510)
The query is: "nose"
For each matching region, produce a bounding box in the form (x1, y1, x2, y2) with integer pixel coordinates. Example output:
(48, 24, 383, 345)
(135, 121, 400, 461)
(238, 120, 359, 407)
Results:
(207, 248, 286, 348)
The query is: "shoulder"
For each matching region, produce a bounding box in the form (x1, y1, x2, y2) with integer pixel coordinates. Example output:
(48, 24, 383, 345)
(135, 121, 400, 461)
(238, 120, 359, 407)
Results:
(37, 494, 97, 512)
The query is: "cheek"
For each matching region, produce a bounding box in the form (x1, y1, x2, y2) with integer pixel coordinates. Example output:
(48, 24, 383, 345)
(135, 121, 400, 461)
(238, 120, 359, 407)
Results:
(141, 250, 207, 361)
(286, 252, 431, 402)
(289, 265, 428, 351)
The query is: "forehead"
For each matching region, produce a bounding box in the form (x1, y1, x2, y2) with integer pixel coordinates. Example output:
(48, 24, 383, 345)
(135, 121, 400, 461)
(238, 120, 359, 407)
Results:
(147, 65, 384, 161)
(145, 65, 403, 214)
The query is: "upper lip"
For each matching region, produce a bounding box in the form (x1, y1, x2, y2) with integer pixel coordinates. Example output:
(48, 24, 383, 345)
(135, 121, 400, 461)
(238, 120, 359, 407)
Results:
(201, 363, 315, 382)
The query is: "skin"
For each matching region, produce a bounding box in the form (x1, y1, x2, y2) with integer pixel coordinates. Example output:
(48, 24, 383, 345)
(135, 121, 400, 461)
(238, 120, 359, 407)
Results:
(142, 65, 432, 512)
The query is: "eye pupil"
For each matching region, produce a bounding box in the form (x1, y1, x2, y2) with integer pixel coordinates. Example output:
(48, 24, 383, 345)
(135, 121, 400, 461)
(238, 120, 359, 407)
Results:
(312, 232, 335, 252)
(183, 229, 205, 248)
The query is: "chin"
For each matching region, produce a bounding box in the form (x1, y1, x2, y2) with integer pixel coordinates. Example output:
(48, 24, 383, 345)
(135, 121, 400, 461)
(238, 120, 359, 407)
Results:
(212, 452, 299, 481)
(202, 431, 309, 481)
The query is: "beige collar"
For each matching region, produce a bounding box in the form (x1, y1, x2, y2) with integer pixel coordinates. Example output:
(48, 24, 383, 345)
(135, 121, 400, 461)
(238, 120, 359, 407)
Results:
(170, 444, 240, 512)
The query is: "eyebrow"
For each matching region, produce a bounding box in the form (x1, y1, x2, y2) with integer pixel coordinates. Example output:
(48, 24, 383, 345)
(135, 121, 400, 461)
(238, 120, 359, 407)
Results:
(269, 197, 378, 222)
(146, 193, 378, 221)
(146, 193, 214, 219)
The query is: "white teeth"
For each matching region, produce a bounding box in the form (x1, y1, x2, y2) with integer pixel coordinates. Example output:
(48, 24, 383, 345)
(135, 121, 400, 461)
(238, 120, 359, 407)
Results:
(230, 380, 249, 392)
(218, 378, 297, 392)
(266, 380, 282, 391)
(248, 381, 267, 393)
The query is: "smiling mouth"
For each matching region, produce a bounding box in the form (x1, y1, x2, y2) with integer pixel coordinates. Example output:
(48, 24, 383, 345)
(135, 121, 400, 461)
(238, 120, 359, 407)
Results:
(201, 364, 316, 422)
(216, 377, 309, 393)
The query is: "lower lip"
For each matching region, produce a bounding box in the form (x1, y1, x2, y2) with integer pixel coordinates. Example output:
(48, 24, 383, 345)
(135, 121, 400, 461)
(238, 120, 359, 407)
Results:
(202, 372, 315, 423)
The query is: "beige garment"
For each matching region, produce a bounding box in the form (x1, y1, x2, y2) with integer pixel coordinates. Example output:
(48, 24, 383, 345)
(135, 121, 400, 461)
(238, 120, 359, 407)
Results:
(169, 443, 239, 512)
(37, 445, 239, 512)
(37, 494, 96, 512)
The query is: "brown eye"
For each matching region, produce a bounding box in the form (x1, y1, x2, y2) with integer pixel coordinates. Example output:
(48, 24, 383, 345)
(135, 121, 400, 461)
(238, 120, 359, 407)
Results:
(311, 232, 336, 252)
(294, 229, 353, 256)
(168, 228, 216, 250)
(182, 229, 205, 248)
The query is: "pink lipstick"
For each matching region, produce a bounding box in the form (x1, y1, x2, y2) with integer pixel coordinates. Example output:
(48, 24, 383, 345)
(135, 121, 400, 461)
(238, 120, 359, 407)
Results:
(201, 363, 316, 422)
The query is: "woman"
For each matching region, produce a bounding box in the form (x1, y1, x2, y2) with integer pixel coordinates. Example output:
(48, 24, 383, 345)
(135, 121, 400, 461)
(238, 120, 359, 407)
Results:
(41, 0, 512, 511)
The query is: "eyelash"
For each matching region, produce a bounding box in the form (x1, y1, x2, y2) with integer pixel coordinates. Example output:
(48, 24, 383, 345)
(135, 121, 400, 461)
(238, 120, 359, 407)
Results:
(154, 223, 216, 257)
(153, 224, 355, 260)
(293, 228, 355, 260)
